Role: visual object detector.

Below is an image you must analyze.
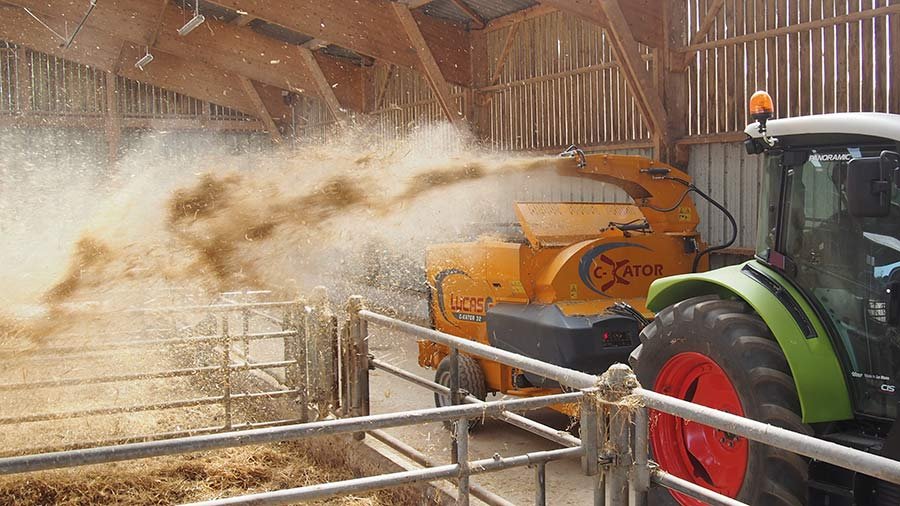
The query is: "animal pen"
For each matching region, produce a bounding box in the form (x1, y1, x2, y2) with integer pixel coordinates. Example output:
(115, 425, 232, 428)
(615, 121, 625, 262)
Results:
(0, 291, 898, 506)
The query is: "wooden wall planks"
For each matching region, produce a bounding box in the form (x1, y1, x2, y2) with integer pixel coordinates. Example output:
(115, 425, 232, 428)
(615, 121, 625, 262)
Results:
(685, 0, 900, 136)
(0, 42, 254, 122)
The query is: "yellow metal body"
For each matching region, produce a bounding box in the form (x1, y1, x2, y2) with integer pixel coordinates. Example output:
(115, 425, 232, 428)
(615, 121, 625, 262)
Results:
(419, 154, 708, 410)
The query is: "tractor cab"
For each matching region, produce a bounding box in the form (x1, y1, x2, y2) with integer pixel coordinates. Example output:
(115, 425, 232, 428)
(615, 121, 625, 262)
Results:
(745, 107, 900, 421)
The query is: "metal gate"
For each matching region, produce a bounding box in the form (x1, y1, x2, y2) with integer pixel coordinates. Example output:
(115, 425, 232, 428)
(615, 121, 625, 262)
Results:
(1, 293, 899, 506)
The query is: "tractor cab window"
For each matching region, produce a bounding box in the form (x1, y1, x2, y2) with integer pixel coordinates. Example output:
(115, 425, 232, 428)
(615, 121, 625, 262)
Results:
(776, 147, 900, 419)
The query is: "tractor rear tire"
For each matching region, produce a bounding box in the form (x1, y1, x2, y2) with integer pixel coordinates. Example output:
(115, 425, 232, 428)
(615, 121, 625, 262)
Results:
(629, 295, 812, 506)
(434, 354, 487, 430)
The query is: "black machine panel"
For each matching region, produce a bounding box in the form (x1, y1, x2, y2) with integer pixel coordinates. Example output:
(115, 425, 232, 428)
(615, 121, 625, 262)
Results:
(486, 303, 639, 388)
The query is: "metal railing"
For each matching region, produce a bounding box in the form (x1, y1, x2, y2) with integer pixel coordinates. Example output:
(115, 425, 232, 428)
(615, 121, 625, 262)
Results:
(2, 294, 900, 505)
(0, 292, 322, 457)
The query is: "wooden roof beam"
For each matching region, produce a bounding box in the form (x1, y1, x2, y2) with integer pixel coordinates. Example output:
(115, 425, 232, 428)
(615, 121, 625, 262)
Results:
(393, 3, 464, 128)
(298, 47, 350, 124)
(489, 21, 520, 85)
(0, 9, 261, 117)
(539, 0, 664, 48)
(4, 0, 365, 111)
(448, 0, 485, 29)
(239, 77, 284, 142)
(595, 0, 670, 149)
(399, 0, 434, 8)
(204, 0, 472, 86)
(679, 0, 725, 69)
(146, 0, 171, 48)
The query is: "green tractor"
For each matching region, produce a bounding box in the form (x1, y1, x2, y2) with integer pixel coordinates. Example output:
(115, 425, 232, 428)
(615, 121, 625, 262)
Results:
(630, 92, 900, 506)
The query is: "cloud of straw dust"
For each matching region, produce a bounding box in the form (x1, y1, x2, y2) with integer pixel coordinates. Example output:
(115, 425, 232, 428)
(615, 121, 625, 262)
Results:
(0, 124, 574, 344)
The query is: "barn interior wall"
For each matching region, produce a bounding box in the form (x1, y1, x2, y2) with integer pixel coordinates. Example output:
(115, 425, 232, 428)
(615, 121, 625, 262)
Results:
(4, 1, 899, 261)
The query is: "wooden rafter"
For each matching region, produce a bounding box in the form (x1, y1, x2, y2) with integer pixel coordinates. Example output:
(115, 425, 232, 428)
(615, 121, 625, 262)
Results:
(204, 0, 472, 86)
(146, 0, 171, 48)
(594, 0, 670, 148)
(679, 0, 725, 69)
(539, 0, 664, 48)
(448, 0, 485, 29)
(297, 47, 349, 124)
(489, 21, 520, 85)
(0, 9, 263, 117)
(690, 0, 725, 46)
(4, 0, 365, 112)
(239, 77, 284, 143)
(402, 0, 434, 8)
(485, 4, 556, 31)
(392, 3, 464, 127)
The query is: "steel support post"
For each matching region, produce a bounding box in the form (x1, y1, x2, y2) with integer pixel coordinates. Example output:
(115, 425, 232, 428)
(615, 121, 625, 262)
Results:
(285, 299, 308, 421)
(534, 462, 546, 506)
(339, 321, 352, 417)
(580, 388, 600, 476)
(456, 416, 470, 506)
(449, 346, 460, 464)
(599, 365, 639, 505)
(241, 306, 250, 360)
(604, 406, 629, 505)
(330, 314, 340, 411)
(347, 296, 369, 440)
(220, 315, 233, 430)
(629, 406, 650, 506)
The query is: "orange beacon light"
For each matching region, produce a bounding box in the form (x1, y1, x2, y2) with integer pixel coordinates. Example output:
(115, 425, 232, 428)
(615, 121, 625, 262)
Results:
(749, 90, 775, 123)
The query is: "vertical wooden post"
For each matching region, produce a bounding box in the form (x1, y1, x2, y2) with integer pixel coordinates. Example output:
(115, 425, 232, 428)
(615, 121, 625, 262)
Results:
(663, 0, 689, 167)
(470, 29, 491, 145)
(104, 72, 121, 166)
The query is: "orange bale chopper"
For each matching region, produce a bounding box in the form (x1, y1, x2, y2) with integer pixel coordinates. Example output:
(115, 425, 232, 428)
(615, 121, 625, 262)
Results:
(419, 148, 734, 413)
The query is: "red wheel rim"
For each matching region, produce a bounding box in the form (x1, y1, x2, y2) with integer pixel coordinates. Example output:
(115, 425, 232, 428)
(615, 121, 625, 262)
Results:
(651, 352, 748, 505)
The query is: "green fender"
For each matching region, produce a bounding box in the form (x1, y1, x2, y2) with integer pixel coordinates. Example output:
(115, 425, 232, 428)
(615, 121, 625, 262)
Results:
(646, 261, 853, 424)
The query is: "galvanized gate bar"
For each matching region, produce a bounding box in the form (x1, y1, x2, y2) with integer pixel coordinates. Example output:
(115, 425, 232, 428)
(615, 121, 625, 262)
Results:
(0, 389, 300, 426)
(650, 470, 747, 506)
(0, 331, 294, 357)
(639, 388, 900, 486)
(183, 446, 583, 506)
(371, 358, 582, 448)
(188, 463, 461, 506)
(0, 391, 581, 475)
(369, 429, 516, 506)
(360, 310, 597, 390)
(0, 359, 296, 392)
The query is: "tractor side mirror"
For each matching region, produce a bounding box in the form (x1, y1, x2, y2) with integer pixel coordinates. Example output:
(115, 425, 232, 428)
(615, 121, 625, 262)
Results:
(847, 153, 898, 217)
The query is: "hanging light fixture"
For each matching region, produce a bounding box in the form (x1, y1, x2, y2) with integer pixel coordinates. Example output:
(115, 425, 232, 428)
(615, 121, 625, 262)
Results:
(135, 47, 154, 70)
(178, 0, 205, 36)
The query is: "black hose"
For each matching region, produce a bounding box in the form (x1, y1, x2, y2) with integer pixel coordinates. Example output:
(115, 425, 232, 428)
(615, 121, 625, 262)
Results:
(688, 184, 738, 272)
(642, 175, 738, 273)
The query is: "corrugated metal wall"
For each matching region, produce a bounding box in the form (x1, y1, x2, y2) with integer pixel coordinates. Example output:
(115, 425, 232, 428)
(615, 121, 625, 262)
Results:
(688, 142, 764, 252)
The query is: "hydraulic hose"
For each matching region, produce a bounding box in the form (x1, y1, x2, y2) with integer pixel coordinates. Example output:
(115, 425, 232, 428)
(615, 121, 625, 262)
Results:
(644, 176, 738, 273)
